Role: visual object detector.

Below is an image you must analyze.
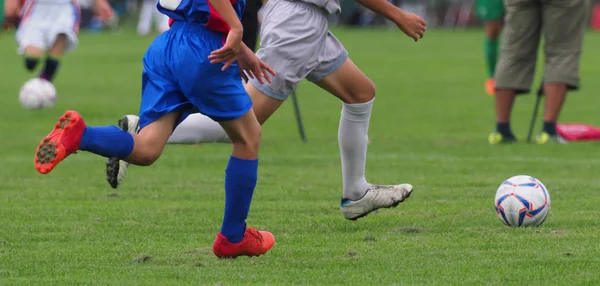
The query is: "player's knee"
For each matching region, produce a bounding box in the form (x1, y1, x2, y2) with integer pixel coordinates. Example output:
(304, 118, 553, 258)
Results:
(24, 46, 43, 58)
(485, 21, 502, 39)
(347, 79, 376, 104)
(131, 142, 163, 166)
(134, 151, 161, 166)
(232, 123, 262, 157)
(245, 124, 262, 153)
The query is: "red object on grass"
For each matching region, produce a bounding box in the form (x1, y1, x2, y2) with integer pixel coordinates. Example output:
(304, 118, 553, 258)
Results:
(556, 123, 600, 141)
(592, 4, 600, 30)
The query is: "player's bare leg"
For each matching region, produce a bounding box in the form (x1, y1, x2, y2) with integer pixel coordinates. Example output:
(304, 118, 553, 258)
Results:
(484, 20, 502, 96)
(169, 83, 282, 143)
(535, 83, 568, 144)
(315, 58, 413, 220)
(40, 34, 67, 82)
(542, 83, 567, 125)
(23, 46, 43, 74)
(105, 111, 187, 187)
(212, 109, 275, 258)
(121, 112, 180, 165)
(488, 88, 518, 144)
(34, 109, 273, 258)
(107, 83, 283, 188)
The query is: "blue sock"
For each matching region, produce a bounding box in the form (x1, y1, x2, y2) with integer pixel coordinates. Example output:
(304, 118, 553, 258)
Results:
(221, 156, 258, 243)
(79, 126, 134, 159)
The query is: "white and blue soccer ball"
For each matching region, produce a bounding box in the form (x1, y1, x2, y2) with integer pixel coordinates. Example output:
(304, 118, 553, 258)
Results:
(19, 78, 57, 110)
(494, 175, 551, 227)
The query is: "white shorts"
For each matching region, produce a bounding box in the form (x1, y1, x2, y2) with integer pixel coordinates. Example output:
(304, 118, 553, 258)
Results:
(249, 0, 348, 101)
(16, 1, 80, 54)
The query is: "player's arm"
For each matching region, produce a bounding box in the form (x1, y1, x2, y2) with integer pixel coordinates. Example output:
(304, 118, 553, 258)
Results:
(208, 0, 244, 69)
(93, 0, 115, 21)
(2, 0, 20, 29)
(209, 0, 243, 33)
(355, 0, 426, 41)
(3, 0, 19, 16)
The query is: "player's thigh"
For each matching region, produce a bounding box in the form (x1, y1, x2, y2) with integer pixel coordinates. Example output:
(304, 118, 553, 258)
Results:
(136, 72, 186, 165)
(245, 82, 284, 125)
(494, 0, 541, 93)
(219, 108, 262, 159)
(314, 56, 375, 104)
(248, 0, 327, 101)
(542, 0, 588, 89)
(132, 111, 181, 165)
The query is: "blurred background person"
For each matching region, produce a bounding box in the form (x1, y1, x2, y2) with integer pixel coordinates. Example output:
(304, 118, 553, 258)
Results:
(490, 0, 588, 145)
(474, 0, 503, 96)
(136, 0, 168, 36)
(3, 0, 114, 82)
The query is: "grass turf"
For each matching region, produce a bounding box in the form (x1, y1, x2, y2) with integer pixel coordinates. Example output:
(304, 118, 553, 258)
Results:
(1, 29, 600, 285)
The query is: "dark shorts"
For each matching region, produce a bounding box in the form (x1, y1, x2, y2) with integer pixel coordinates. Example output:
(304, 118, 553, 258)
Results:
(494, 0, 588, 94)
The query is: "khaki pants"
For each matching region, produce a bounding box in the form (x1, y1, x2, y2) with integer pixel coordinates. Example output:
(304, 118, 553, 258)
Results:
(495, 0, 588, 94)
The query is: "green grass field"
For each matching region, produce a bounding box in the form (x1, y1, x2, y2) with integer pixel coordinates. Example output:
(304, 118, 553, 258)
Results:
(1, 28, 600, 285)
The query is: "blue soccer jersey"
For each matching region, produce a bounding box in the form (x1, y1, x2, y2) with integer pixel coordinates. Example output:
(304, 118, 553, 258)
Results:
(157, 0, 245, 33)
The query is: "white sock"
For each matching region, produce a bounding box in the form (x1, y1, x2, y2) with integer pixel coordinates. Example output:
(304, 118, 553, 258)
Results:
(339, 99, 374, 201)
(168, 113, 230, 144)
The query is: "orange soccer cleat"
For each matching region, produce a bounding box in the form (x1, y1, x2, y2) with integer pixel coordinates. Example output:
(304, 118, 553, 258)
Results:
(212, 227, 275, 258)
(485, 78, 495, 96)
(35, 110, 86, 174)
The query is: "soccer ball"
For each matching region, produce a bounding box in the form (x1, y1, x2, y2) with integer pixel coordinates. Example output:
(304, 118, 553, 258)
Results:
(19, 78, 57, 110)
(494, 175, 551, 227)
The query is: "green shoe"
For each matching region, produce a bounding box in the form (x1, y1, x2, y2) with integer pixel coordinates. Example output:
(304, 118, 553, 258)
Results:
(536, 132, 568, 144)
(489, 131, 517, 145)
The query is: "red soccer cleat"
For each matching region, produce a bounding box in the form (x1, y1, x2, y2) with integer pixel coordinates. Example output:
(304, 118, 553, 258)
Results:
(35, 110, 86, 174)
(212, 227, 275, 258)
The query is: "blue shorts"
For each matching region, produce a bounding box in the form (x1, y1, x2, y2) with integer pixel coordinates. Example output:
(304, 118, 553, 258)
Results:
(138, 21, 252, 130)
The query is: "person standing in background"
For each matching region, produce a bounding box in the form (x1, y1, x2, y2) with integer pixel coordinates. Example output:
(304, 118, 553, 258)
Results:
(474, 0, 504, 96)
(137, 0, 169, 36)
(3, 0, 114, 82)
(489, 0, 588, 144)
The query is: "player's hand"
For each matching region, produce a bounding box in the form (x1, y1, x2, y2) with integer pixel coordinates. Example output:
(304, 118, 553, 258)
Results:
(209, 27, 243, 71)
(209, 44, 276, 84)
(394, 11, 426, 42)
(237, 53, 276, 84)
